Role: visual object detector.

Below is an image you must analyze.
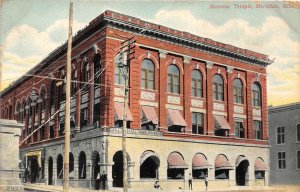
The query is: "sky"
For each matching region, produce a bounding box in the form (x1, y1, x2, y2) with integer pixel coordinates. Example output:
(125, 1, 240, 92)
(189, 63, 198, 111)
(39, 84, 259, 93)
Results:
(0, 0, 299, 106)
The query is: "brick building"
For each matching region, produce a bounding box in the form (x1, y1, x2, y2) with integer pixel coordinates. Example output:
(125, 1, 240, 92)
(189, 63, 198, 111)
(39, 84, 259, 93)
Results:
(0, 10, 272, 190)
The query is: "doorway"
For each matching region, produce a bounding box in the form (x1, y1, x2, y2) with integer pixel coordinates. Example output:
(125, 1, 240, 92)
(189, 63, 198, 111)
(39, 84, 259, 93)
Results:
(48, 157, 53, 185)
(236, 159, 249, 186)
(28, 156, 39, 183)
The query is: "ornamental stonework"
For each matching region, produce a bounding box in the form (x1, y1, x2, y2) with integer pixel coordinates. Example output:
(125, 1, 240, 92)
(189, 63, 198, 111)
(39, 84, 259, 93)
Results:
(167, 96, 180, 105)
(141, 91, 155, 101)
(234, 105, 243, 114)
(114, 87, 125, 97)
(213, 103, 225, 111)
(253, 108, 261, 116)
(191, 99, 203, 108)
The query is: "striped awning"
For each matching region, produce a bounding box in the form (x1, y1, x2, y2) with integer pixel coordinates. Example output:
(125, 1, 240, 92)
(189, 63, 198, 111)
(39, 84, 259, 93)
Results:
(255, 158, 269, 171)
(167, 109, 187, 127)
(214, 115, 231, 130)
(168, 152, 188, 169)
(141, 106, 158, 125)
(114, 102, 133, 121)
(192, 153, 212, 170)
(215, 155, 234, 170)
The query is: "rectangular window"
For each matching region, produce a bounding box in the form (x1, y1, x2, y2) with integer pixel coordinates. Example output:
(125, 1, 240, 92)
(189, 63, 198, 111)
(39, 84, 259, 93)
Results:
(192, 112, 203, 134)
(277, 127, 285, 144)
(254, 120, 262, 140)
(297, 124, 300, 142)
(278, 152, 286, 169)
(80, 108, 89, 127)
(297, 151, 300, 169)
(234, 120, 244, 138)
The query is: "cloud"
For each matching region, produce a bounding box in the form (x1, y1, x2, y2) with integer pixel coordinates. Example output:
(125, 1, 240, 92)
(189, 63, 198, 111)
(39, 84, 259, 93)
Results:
(151, 9, 300, 106)
(1, 19, 86, 91)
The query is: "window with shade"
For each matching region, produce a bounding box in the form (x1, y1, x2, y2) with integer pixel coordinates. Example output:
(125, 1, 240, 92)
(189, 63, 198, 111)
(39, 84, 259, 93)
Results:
(233, 79, 243, 104)
(254, 120, 262, 140)
(234, 120, 245, 138)
(141, 59, 154, 90)
(191, 70, 202, 97)
(167, 65, 180, 94)
(192, 112, 203, 134)
(213, 74, 224, 101)
(252, 82, 261, 107)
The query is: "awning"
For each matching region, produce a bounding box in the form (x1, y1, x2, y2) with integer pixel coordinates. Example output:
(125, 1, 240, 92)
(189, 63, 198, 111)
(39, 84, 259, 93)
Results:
(114, 102, 133, 121)
(167, 152, 188, 169)
(140, 151, 160, 166)
(192, 153, 212, 170)
(215, 155, 234, 170)
(167, 109, 187, 127)
(141, 106, 158, 125)
(214, 115, 231, 130)
(236, 156, 249, 167)
(255, 158, 269, 171)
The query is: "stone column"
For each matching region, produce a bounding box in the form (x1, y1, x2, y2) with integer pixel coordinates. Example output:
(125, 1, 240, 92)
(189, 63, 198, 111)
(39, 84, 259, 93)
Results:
(52, 158, 57, 186)
(86, 160, 92, 189)
(44, 160, 48, 185)
(73, 159, 79, 187)
(0, 119, 24, 191)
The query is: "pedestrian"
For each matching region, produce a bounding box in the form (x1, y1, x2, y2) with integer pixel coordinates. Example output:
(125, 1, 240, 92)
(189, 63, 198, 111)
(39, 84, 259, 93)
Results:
(101, 171, 107, 190)
(204, 173, 208, 192)
(154, 180, 162, 190)
(96, 172, 101, 190)
(188, 173, 193, 190)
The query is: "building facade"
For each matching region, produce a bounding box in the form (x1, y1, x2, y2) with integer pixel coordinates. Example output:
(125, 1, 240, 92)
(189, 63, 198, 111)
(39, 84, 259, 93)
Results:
(268, 103, 300, 185)
(0, 10, 272, 190)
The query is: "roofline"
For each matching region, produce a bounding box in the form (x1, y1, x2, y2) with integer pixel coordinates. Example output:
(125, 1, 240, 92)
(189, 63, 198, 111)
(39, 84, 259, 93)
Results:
(268, 102, 300, 113)
(1, 9, 273, 97)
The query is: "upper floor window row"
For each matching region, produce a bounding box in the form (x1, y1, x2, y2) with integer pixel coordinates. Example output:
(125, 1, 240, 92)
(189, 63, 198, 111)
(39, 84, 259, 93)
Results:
(114, 56, 262, 106)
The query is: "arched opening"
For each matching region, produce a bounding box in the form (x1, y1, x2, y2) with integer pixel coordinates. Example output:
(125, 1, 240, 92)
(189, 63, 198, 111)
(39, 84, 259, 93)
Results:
(92, 151, 100, 189)
(69, 153, 74, 179)
(112, 151, 130, 187)
(192, 153, 211, 179)
(140, 151, 160, 179)
(79, 151, 86, 179)
(215, 154, 233, 179)
(167, 152, 188, 179)
(235, 156, 249, 186)
(57, 154, 63, 179)
(254, 157, 268, 184)
(28, 156, 39, 183)
(48, 157, 53, 185)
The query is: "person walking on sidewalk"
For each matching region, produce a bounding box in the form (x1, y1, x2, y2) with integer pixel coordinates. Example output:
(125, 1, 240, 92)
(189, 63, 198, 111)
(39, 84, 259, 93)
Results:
(204, 173, 208, 192)
(188, 173, 193, 190)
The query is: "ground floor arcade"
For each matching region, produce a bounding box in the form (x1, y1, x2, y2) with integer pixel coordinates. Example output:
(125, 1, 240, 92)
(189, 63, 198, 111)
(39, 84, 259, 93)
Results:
(20, 128, 269, 191)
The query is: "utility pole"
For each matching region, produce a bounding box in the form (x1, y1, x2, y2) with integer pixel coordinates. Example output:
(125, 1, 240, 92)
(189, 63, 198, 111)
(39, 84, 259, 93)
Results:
(63, 1, 73, 192)
(119, 37, 135, 192)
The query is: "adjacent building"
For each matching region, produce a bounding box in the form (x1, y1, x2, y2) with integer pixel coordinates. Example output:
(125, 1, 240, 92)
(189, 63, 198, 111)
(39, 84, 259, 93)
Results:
(0, 10, 272, 190)
(268, 102, 300, 185)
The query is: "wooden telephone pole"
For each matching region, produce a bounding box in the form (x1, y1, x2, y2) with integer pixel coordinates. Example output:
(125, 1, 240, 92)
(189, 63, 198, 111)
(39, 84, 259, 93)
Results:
(63, 1, 73, 192)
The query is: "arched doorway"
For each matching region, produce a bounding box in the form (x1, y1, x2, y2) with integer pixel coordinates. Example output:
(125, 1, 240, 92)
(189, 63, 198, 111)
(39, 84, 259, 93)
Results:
(140, 151, 160, 179)
(69, 153, 74, 179)
(28, 156, 39, 183)
(92, 151, 100, 189)
(79, 151, 86, 179)
(236, 156, 249, 186)
(112, 151, 130, 187)
(57, 154, 63, 179)
(48, 157, 53, 185)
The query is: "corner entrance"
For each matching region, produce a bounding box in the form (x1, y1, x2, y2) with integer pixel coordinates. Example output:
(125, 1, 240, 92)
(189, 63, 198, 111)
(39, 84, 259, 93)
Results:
(236, 156, 249, 186)
(112, 151, 130, 187)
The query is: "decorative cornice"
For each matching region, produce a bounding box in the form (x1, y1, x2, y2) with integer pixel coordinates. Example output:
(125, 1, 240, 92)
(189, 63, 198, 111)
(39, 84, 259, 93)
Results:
(159, 50, 167, 59)
(227, 66, 234, 73)
(206, 61, 213, 69)
(183, 56, 191, 64)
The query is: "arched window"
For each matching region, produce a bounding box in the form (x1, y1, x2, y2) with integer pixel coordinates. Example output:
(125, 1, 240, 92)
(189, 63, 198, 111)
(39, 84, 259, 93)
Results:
(140, 151, 160, 179)
(114, 54, 125, 85)
(57, 154, 63, 179)
(141, 59, 154, 90)
(167, 152, 187, 179)
(21, 100, 26, 123)
(252, 82, 261, 107)
(72, 69, 77, 95)
(94, 54, 101, 84)
(213, 75, 224, 101)
(167, 65, 180, 94)
(191, 70, 202, 97)
(16, 102, 21, 121)
(50, 81, 56, 107)
(79, 151, 86, 179)
(84, 63, 89, 83)
(234, 79, 243, 104)
(41, 89, 47, 111)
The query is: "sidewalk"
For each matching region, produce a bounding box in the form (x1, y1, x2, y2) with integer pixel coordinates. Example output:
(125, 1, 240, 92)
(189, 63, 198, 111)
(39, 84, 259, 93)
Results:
(24, 183, 282, 192)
